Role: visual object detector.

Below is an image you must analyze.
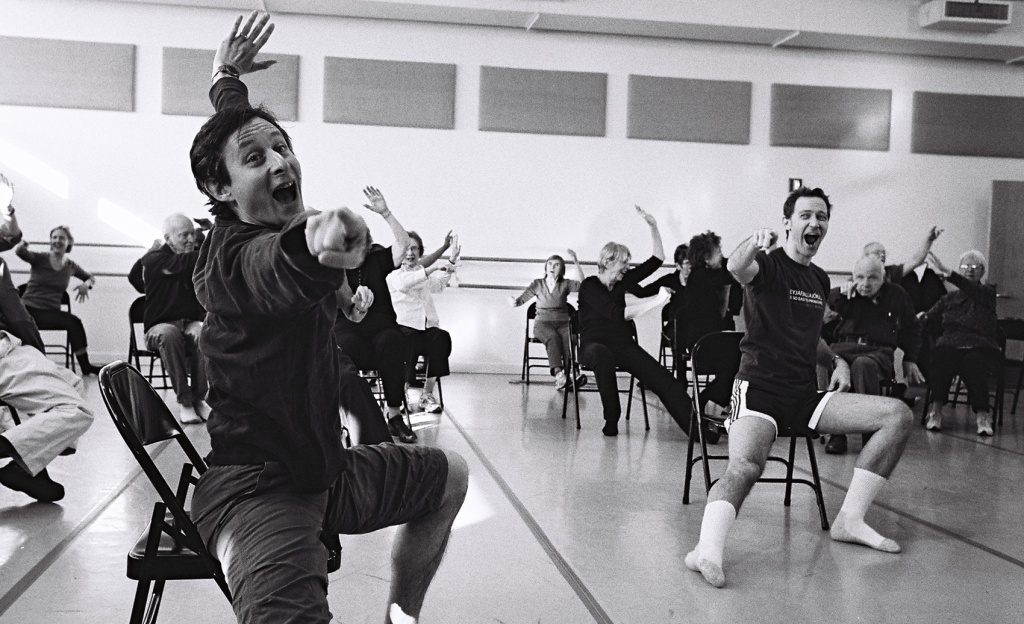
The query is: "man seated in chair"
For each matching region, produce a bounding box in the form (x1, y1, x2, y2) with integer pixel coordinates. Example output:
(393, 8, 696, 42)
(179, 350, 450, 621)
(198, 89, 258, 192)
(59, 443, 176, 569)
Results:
(0, 254, 93, 503)
(187, 13, 468, 624)
(686, 187, 913, 589)
(822, 255, 924, 455)
(130, 214, 209, 425)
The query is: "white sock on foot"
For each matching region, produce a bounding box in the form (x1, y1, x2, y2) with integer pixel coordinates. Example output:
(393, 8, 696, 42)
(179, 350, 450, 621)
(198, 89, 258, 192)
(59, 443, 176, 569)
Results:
(389, 603, 416, 624)
(830, 468, 901, 553)
(686, 500, 736, 587)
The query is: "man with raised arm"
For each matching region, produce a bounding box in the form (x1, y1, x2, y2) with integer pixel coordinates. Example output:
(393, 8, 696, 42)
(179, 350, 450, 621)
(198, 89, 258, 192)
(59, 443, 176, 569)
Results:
(685, 187, 913, 589)
(187, 13, 467, 623)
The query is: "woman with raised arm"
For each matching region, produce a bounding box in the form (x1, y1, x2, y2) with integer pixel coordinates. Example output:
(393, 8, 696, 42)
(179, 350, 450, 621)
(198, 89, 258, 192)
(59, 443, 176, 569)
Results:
(633, 242, 690, 378)
(386, 231, 459, 413)
(577, 206, 693, 437)
(510, 249, 586, 390)
(921, 249, 1000, 436)
(15, 226, 101, 374)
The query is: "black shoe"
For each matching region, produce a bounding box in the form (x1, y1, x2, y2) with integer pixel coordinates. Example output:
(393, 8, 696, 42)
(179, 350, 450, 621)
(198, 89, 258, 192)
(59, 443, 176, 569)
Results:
(80, 364, 102, 376)
(825, 434, 848, 455)
(0, 464, 65, 502)
(861, 432, 874, 447)
(573, 373, 588, 389)
(388, 416, 418, 444)
(58, 447, 76, 456)
(602, 420, 619, 437)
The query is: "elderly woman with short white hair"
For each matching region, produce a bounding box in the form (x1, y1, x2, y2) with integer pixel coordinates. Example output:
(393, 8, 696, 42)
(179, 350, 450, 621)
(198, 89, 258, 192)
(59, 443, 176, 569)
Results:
(922, 249, 1000, 435)
(576, 206, 693, 437)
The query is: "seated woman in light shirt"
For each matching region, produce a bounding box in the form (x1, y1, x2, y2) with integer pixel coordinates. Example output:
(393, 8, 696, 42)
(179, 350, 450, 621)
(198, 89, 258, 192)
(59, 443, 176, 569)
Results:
(386, 231, 460, 414)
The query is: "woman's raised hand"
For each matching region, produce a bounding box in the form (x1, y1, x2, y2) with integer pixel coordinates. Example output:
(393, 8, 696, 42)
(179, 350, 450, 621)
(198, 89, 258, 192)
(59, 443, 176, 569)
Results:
(634, 205, 657, 227)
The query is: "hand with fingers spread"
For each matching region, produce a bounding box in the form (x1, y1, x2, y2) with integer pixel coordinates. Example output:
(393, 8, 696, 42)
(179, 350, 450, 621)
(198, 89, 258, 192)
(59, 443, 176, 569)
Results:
(927, 226, 944, 243)
(634, 204, 657, 227)
(362, 186, 390, 216)
(73, 282, 91, 303)
(214, 11, 277, 79)
(305, 207, 370, 269)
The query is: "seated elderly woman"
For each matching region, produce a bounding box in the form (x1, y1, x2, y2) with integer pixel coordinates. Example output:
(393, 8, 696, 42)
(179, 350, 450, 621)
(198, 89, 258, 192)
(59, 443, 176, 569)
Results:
(386, 231, 461, 414)
(577, 205, 693, 437)
(510, 249, 587, 390)
(922, 249, 1000, 436)
(15, 226, 101, 374)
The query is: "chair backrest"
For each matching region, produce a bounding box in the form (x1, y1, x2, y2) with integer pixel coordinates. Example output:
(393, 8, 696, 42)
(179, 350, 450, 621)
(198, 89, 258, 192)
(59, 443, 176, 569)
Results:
(129, 295, 147, 325)
(16, 283, 71, 312)
(689, 331, 744, 411)
(98, 362, 213, 558)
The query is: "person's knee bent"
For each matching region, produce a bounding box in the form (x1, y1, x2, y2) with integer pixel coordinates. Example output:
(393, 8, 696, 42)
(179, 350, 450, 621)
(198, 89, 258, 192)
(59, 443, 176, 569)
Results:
(440, 449, 469, 513)
(723, 455, 764, 489)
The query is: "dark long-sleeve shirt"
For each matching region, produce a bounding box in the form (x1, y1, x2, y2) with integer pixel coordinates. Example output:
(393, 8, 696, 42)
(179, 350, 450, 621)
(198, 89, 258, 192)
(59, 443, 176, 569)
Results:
(924, 272, 999, 352)
(683, 265, 737, 349)
(578, 255, 662, 345)
(138, 245, 206, 331)
(828, 281, 921, 363)
(195, 213, 350, 493)
(0, 258, 44, 352)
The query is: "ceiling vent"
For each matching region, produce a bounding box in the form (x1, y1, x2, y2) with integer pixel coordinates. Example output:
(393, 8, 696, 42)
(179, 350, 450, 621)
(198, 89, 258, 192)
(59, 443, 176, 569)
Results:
(919, 0, 1012, 32)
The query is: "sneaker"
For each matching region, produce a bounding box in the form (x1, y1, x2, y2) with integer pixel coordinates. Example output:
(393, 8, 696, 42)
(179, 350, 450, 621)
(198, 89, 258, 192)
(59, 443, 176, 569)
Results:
(976, 412, 994, 436)
(179, 404, 203, 425)
(388, 416, 418, 443)
(925, 410, 942, 431)
(418, 393, 442, 414)
(194, 400, 212, 421)
(553, 371, 567, 391)
(0, 464, 65, 502)
(825, 434, 848, 455)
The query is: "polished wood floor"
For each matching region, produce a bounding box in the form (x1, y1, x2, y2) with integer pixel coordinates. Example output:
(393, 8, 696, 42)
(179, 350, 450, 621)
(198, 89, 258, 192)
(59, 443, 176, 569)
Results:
(1, 372, 1022, 623)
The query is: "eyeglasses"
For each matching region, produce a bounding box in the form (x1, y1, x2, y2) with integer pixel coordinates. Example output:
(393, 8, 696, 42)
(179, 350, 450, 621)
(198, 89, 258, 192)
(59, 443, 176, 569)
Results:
(960, 264, 983, 270)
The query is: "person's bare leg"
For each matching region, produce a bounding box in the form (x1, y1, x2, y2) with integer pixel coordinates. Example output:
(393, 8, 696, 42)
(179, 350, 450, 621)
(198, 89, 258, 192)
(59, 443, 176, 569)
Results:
(386, 449, 469, 622)
(686, 416, 775, 588)
(816, 393, 912, 552)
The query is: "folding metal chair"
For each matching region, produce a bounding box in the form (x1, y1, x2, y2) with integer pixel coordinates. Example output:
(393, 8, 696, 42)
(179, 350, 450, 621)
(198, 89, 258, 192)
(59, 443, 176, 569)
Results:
(98, 361, 341, 624)
(566, 317, 649, 431)
(681, 331, 829, 531)
(128, 296, 171, 390)
(17, 283, 74, 371)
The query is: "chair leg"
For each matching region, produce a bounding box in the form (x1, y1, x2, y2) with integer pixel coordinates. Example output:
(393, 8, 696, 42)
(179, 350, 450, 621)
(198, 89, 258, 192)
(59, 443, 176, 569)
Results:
(639, 383, 649, 431)
(142, 580, 166, 624)
(783, 437, 797, 507)
(1013, 366, 1023, 414)
(805, 437, 830, 530)
(129, 577, 151, 624)
(683, 412, 697, 505)
(625, 376, 634, 421)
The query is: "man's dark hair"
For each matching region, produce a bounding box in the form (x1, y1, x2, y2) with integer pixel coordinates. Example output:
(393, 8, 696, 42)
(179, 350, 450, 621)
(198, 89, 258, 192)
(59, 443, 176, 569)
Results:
(189, 106, 293, 219)
(673, 243, 689, 266)
(687, 231, 721, 269)
(783, 186, 832, 219)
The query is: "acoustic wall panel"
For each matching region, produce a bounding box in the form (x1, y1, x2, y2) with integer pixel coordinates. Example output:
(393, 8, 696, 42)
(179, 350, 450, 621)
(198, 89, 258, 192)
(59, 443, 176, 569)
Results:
(162, 48, 299, 120)
(323, 58, 455, 129)
(0, 36, 135, 111)
(627, 75, 751, 144)
(912, 92, 1024, 159)
(770, 84, 891, 151)
(479, 67, 606, 137)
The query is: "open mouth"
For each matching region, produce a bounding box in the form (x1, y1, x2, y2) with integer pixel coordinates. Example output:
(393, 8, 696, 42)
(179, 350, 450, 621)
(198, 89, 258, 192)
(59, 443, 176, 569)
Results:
(272, 181, 298, 204)
(803, 233, 821, 246)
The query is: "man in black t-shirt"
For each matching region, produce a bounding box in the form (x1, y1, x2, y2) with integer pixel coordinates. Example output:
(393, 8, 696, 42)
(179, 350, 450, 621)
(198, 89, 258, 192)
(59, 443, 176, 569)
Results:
(685, 187, 913, 589)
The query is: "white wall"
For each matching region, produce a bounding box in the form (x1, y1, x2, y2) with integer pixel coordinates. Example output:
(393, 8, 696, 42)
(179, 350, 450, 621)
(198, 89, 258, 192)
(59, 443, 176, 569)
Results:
(2, 0, 1021, 370)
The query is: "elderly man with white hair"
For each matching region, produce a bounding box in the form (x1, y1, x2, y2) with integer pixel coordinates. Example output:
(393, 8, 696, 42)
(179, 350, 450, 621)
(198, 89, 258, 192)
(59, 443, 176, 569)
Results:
(921, 249, 1000, 436)
(130, 213, 208, 424)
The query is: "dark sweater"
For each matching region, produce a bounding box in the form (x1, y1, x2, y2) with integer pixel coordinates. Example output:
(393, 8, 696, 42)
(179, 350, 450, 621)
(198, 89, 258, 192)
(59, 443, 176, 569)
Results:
(578, 255, 662, 346)
(828, 281, 921, 363)
(924, 272, 999, 352)
(137, 244, 206, 331)
(194, 213, 350, 493)
(0, 257, 44, 353)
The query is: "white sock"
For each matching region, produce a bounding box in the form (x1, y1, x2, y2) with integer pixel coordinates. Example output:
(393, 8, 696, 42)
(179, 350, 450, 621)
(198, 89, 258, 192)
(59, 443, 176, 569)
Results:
(389, 603, 416, 624)
(831, 468, 901, 553)
(685, 500, 736, 587)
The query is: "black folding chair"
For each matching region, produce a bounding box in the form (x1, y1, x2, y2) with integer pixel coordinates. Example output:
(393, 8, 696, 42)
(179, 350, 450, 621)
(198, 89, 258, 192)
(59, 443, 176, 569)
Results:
(566, 317, 649, 431)
(128, 296, 171, 390)
(17, 283, 74, 371)
(98, 361, 341, 624)
(520, 302, 577, 386)
(681, 331, 829, 531)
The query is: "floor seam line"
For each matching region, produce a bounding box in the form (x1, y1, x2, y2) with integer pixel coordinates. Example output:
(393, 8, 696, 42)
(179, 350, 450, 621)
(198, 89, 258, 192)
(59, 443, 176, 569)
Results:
(443, 409, 615, 624)
(0, 440, 170, 617)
